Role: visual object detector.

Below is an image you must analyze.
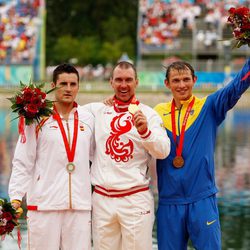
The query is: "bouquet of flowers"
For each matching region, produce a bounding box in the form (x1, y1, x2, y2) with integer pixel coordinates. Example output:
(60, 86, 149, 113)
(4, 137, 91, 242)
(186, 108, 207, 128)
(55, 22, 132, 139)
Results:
(0, 199, 21, 245)
(8, 81, 54, 142)
(227, 6, 250, 48)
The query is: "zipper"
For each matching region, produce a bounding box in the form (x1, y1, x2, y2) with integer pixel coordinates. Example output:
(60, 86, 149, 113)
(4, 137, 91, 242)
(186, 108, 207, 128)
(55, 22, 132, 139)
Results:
(177, 105, 183, 136)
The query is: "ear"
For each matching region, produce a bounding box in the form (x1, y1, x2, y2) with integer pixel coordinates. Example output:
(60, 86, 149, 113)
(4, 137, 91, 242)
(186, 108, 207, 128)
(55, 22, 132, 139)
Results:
(164, 79, 170, 89)
(135, 78, 139, 88)
(51, 82, 56, 88)
(109, 77, 114, 88)
(193, 76, 198, 86)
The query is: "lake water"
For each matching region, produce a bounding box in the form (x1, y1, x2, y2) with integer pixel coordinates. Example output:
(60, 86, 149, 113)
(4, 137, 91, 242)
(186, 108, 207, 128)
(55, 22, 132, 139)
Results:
(0, 106, 250, 250)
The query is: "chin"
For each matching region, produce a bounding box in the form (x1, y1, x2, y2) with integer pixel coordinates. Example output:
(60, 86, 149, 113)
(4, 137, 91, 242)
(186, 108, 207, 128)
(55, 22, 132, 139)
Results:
(117, 96, 130, 102)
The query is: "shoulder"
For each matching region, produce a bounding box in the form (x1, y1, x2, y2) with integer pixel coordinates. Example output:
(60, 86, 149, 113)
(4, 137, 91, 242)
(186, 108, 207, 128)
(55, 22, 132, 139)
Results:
(139, 103, 162, 119)
(79, 102, 105, 115)
(154, 102, 170, 115)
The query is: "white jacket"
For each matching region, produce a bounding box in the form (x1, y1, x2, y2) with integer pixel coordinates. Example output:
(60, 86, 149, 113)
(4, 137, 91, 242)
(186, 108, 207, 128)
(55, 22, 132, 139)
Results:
(82, 102, 170, 190)
(8, 107, 94, 211)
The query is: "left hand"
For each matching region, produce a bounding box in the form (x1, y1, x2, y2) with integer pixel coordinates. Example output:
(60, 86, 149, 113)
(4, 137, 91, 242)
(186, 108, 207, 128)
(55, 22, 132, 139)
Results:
(103, 96, 114, 106)
(133, 110, 148, 134)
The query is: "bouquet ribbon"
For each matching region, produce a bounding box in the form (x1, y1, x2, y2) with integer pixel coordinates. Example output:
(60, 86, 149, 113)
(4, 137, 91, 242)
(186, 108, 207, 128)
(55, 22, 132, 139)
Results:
(18, 116, 26, 143)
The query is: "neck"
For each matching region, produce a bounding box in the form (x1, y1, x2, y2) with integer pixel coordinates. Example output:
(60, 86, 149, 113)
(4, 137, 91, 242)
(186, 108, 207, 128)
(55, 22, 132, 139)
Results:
(173, 99, 182, 109)
(54, 102, 74, 120)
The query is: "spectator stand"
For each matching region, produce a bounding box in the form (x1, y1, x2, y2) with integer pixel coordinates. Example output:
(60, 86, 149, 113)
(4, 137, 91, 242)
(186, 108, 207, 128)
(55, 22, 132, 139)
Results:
(0, 0, 44, 86)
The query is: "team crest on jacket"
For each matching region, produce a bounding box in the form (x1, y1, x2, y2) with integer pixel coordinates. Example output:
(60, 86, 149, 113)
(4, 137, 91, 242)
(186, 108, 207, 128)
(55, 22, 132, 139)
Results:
(106, 113, 134, 162)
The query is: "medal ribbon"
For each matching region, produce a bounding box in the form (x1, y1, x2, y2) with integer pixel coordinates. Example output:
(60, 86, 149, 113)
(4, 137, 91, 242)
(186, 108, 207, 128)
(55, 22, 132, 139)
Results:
(113, 95, 139, 112)
(53, 105, 79, 163)
(171, 97, 195, 157)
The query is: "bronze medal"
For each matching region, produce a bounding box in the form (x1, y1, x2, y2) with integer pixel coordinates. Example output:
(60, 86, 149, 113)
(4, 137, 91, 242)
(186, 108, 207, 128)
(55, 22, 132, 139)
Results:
(173, 156, 185, 168)
(66, 162, 75, 173)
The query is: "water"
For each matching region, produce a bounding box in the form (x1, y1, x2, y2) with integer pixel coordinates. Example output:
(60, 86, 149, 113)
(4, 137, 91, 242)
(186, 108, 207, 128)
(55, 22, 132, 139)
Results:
(0, 107, 250, 249)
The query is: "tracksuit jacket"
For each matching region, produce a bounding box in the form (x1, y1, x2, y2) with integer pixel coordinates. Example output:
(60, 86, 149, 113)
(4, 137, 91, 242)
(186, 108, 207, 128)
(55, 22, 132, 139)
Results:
(154, 58, 250, 205)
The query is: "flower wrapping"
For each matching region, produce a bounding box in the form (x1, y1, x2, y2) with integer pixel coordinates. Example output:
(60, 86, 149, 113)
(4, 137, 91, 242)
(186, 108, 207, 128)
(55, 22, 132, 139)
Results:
(8, 81, 54, 143)
(227, 6, 250, 48)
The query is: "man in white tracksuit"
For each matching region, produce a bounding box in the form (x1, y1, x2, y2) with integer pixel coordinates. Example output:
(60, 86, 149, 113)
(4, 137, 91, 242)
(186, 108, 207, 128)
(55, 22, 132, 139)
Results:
(9, 63, 94, 250)
(83, 61, 170, 250)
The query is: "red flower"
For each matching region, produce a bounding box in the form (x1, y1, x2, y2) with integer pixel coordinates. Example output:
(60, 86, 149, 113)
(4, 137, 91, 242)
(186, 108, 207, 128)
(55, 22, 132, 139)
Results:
(227, 6, 250, 48)
(15, 96, 23, 104)
(31, 96, 42, 106)
(5, 222, 15, 233)
(2, 212, 13, 221)
(8, 81, 54, 128)
(235, 6, 249, 16)
(23, 88, 33, 102)
(0, 226, 6, 235)
(0, 199, 21, 241)
(26, 104, 39, 115)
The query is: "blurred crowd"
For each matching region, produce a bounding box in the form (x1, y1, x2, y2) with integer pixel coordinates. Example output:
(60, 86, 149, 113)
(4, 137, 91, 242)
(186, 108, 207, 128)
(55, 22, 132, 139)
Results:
(46, 63, 114, 82)
(0, 0, 41, 64)
(139, 0, 250, 50)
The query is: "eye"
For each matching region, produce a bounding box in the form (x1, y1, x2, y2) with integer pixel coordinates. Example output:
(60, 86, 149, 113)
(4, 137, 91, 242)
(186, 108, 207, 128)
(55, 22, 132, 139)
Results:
(126, 78, 133, 83)
(114, 78, 123, 83)
(58, 82, 67, 86)
(184, 78, 191, 82)
(172, 79, 180, 83)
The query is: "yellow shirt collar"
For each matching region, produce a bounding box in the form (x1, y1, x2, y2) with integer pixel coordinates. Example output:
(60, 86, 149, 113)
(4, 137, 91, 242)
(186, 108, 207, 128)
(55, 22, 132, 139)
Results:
(180, 95, 195, 107)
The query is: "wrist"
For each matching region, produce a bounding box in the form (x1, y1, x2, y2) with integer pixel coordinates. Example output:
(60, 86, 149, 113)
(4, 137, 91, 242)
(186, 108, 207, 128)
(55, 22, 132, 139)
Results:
(137, 127, 151, 139)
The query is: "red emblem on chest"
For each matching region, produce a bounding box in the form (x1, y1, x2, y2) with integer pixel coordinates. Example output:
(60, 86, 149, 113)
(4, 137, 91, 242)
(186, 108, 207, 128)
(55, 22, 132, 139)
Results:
(105, 113, 134, 162)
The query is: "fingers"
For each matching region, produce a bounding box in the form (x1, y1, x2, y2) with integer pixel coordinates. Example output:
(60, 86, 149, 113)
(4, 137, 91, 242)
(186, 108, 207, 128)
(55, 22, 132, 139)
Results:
(11, 200, 21, 210)
(15, 207, 23, 219)
(133, 110, 148, 133)
(103, 96, 114, 106)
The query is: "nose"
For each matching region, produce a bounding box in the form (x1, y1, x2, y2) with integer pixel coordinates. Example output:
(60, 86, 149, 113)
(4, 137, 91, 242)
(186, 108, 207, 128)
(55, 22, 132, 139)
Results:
(178, 80, 185, 87)
(65, 83, 72, 91)
(120, 80, 128, 87)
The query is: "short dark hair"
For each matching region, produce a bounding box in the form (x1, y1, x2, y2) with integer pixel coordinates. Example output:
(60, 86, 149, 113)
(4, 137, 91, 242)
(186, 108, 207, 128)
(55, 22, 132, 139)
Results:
(110, 61, 137, 79)
(52, 63, 79, 83)
(165, 61, 196, 81)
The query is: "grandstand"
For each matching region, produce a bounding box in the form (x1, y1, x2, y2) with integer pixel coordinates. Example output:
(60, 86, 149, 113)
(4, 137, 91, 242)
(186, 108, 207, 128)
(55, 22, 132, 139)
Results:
(137, 0, 250, 88)
(0, 0, 45, 86)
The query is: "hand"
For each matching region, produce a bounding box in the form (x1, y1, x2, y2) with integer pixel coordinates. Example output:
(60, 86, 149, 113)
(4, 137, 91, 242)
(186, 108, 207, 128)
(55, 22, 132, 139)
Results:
(11, 200, 23, 219)
(11, 200, 21, 209)
(133, 110, 148, 134)
(15, 207, 23, 219)
(103, 96, 114, 106)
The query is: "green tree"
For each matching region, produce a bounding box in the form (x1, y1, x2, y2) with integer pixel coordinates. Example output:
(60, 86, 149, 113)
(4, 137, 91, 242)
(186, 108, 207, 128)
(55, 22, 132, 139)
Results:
(46, 0, 138, 65)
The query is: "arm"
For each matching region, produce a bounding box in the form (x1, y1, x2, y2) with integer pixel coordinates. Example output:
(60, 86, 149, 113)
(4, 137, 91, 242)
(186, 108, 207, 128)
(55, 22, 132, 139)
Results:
(211, 58, 250, 124)
(138, 109, 170, 159)
(8, 124, 37, 205)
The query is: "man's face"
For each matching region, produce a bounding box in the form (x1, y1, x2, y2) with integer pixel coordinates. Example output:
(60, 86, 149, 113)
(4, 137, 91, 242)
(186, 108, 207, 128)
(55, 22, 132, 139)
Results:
(110, 66, 138, 102)
(165, 68, 196, 102)
(52, 73, 79, 104)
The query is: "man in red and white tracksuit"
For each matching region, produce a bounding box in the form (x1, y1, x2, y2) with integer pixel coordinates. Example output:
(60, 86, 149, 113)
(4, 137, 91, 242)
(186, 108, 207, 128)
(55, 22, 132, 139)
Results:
(83, 61, 170, 250)
(9, 64, 94, 250)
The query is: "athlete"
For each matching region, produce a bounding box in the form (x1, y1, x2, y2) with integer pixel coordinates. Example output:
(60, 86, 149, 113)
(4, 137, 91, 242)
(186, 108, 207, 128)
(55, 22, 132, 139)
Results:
(9, 63, 94, 250)
(82, 61, 170, 250)
(154, 59, 250, 250)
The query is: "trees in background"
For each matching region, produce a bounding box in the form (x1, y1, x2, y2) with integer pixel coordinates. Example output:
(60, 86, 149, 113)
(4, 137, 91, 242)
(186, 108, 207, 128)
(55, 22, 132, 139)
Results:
(46, 0, 138, 65)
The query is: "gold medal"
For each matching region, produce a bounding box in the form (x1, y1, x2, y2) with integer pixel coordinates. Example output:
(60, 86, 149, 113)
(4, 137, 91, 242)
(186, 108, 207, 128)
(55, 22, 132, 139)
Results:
(128, 104, 139, 114)
(173, 156, 184, 168)
(66, 162, 75, 173)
